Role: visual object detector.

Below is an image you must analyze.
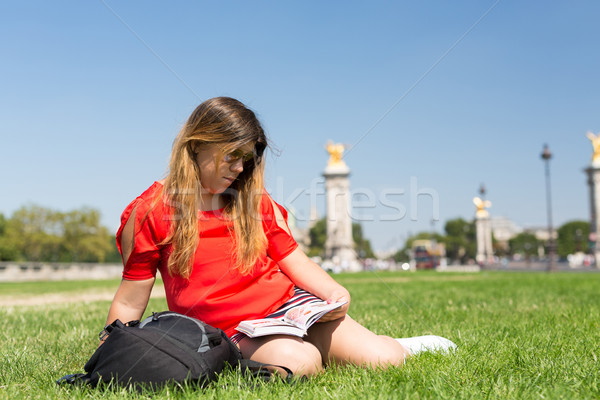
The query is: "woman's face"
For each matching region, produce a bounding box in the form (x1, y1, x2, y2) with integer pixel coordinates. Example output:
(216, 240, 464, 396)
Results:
(195, 143, 255, 197)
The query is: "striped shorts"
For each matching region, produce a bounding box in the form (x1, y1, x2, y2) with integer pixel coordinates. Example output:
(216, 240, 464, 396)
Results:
(229, 287, 323, 344)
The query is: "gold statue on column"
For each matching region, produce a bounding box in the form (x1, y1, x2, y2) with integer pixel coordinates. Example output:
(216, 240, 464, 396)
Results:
(473, 197, 491, 218)
(325, 141, 347, 167)
(586, 132, 600, 165)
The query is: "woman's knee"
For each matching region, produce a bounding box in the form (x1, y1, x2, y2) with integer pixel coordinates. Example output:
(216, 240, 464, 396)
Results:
(239, 336, 323, 376)
(364, 335, 409, 367)
(277, 341, 323, 375)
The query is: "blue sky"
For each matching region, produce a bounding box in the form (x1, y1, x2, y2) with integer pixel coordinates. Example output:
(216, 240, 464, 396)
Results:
(1, 1, 598, 252)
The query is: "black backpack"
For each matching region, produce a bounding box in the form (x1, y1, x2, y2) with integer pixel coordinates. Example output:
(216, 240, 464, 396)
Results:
(57, 311, 292, 390)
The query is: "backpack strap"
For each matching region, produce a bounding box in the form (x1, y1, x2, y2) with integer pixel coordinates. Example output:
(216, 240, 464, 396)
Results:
(56, 373, 89, 386)
(98, 318, 139, 342)
(237, 359, 295, 383)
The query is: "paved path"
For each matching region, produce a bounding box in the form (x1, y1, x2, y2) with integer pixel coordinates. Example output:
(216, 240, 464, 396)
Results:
(0, 286, 165, 307)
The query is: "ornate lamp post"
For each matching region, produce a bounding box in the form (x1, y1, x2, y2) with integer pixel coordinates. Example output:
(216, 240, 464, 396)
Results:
(541, 144, 555, 271)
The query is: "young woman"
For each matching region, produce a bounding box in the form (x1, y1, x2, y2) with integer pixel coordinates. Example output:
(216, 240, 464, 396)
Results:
(104, 97, 454, 376)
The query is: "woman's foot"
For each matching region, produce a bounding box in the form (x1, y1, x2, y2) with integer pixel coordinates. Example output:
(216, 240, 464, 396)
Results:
(395, 335, 457, 355)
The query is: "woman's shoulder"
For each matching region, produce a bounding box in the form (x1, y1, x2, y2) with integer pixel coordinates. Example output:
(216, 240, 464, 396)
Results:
(121, 181, 167, 221)
(117, 180, 169, 241)
(259, 191, 290, 230)
(260, 190, 286, 213)
(138, 180, 165, 201)
(259, 189, 275, 213)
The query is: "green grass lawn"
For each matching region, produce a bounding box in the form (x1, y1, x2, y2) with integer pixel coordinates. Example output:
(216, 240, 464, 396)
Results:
(1, 270, 599, 399)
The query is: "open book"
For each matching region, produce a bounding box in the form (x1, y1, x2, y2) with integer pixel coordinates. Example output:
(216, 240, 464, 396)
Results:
(235, 300, 347, 338)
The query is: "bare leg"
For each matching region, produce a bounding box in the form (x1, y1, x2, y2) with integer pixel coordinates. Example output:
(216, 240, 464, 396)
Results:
(237, 334, 324, 376)
(305, 315, 410, 367)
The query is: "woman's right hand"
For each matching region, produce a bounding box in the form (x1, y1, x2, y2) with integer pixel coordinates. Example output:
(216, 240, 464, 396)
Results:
(318, 287, 351, 322)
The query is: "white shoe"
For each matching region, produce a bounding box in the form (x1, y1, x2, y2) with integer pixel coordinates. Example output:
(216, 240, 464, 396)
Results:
(395, 335, 457, 355)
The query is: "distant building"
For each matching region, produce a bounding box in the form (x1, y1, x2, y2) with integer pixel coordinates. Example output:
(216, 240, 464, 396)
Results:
(410, 239, 446, 269)
(490, 216, 522, 250)
(374, 249, 398, 260)
(489, 217, 558, 252)
(522, 227, 558, 242)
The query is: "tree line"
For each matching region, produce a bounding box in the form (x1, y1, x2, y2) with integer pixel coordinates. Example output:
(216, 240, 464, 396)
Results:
(0, 204, 590, 265)
(307, 218, 375, 260)
(0, 205, 121, 263)
(0, 206, 376, 264)
(390, 218, 591, 263)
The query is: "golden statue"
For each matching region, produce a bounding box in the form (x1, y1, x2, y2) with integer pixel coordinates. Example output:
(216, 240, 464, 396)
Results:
(325, 141, 347, 167)
(587, 132, 600, 164)
(473, 197, 491, 218)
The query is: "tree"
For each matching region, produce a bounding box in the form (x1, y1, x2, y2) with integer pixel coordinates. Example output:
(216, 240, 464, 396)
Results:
(556, 220, 590, 257)
(405, 231, 445, 250)
(308, 218, 327, 257)
(393, 247, 410, 263)
(105, 235, 123, 263)
(393, 231, 445, 263)
(3, 204, 117, 263)
(9, 205, 63, 261)
(0, 213, 19, 261)
(509, 232, 540, 259)
(307, 218, 375, 259)
(442, 218, 476, 264)
(62, 208, 113, 262)
(352, 223, 375, 259)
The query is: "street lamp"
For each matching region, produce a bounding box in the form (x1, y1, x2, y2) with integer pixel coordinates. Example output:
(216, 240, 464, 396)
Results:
(541, 144, 555, 271)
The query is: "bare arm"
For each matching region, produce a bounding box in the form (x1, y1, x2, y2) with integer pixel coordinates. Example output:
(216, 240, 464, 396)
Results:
(278, 248, 350, 322)
(102, 205, 155, 343)
(269, 198, 349, 321)
(105, 277, 155, 326)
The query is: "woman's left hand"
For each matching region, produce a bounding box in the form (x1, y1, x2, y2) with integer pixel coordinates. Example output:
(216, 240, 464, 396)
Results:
(319, 288, 351, 322)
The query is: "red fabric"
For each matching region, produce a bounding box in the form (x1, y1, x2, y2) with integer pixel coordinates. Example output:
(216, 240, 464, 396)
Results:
(116, 181, 298, 337)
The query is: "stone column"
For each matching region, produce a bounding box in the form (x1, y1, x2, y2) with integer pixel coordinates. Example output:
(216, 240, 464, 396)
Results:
(474, 197, 493, 264)
(585, 132, 600, 268)
(585, 165, 600, 267)
(323, 142, 358, 271)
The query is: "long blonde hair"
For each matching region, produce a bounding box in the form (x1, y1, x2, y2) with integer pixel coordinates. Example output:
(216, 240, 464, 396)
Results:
(162, 97, 268, 278)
